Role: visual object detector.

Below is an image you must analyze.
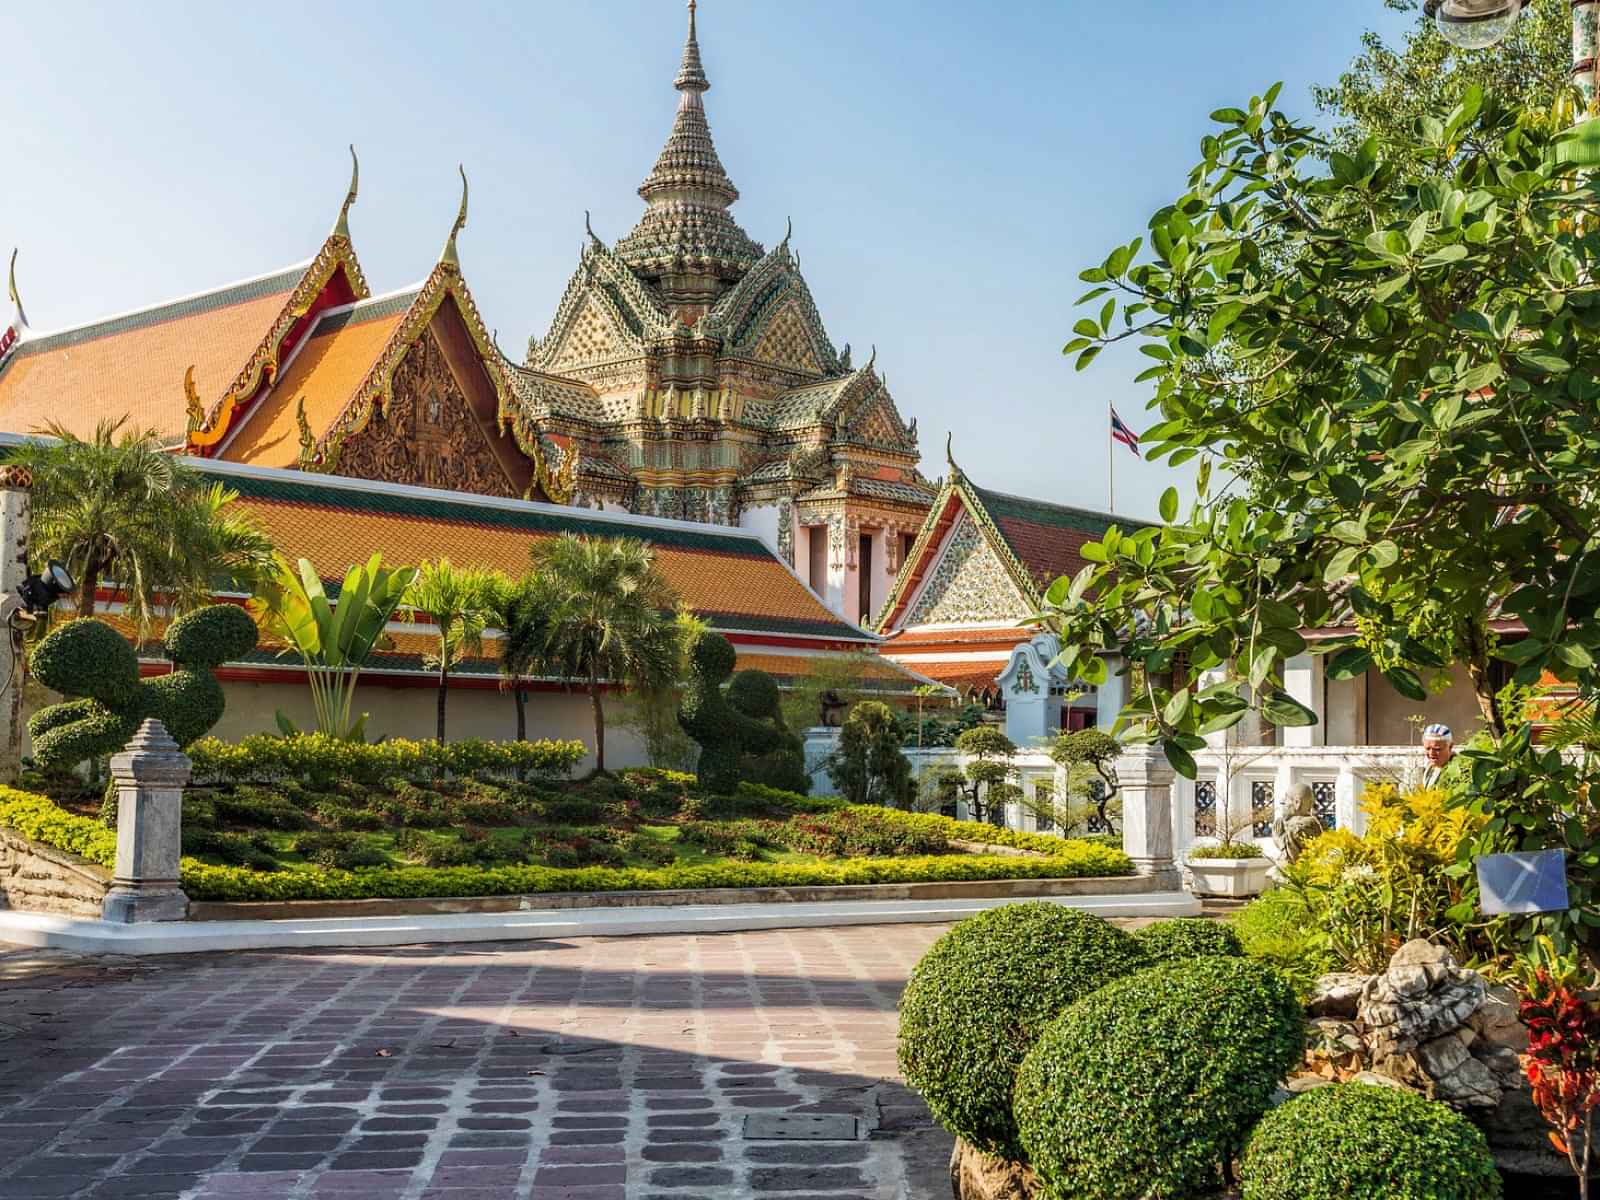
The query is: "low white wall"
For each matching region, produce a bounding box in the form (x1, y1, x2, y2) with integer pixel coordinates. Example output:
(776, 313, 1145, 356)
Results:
(212, 678, 647, 773)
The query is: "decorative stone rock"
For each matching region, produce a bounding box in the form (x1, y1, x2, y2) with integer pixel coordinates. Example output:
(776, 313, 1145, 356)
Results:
(949, 1139, 1038, 1200)
(1306, 972, 1370, 1019)
(1414, 1029, 1503, 1108)
(1350, 1070, 1411, 1091)
(1467, 985, 1527, 1054)
(1286, 1074, 1333, 1094)
(1306, 1017, 1364, 1058)
(1358, 940, 1486, 1057)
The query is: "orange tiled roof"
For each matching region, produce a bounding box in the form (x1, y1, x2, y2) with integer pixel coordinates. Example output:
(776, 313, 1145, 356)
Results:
(201, 460, 869, 642)
(882, 626, 1028, 649)
(894, 660, 1005, 693)
(222, 292, 415, 468)
(0, 266, 308, 444)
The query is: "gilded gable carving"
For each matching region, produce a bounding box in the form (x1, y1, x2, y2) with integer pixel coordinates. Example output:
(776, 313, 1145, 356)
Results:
(905, 513, 1031, 625)
(335, 331, 517, 498)
(752, 302, 820, 373)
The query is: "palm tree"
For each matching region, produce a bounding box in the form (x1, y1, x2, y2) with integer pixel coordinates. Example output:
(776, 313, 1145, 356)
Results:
(486, 572, 553, 742)
(404, 559, 496, 743)
(12, 418, 273, 626)
(524, 534, 680, 773)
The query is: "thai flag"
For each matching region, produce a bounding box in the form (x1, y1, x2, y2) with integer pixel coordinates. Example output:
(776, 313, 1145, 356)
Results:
(1110, 407, 1141, 457)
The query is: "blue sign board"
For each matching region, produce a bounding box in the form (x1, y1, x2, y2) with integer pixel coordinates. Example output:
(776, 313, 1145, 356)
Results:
(1476, 849, 1569, 915)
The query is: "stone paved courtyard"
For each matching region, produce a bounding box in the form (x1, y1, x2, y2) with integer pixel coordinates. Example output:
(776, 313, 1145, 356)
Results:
(0, 926, 957, 1199)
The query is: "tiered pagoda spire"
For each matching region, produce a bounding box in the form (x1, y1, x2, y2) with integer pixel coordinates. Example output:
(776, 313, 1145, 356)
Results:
(614, 0, 762, 307)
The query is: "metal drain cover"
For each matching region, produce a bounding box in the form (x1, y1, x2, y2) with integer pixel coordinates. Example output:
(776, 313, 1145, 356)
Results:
(742, 1113, 859, 1141)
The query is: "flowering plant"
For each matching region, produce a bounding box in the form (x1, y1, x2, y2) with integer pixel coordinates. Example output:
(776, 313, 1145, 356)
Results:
(1519, 937, 1600, 1199)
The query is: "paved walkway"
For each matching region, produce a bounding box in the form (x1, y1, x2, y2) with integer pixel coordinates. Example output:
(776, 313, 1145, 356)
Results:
(0, 927, 957, 1199)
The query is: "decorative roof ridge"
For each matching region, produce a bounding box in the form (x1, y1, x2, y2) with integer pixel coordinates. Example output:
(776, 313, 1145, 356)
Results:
(526, 234, 672, 370)
(698, 232, 841, 373)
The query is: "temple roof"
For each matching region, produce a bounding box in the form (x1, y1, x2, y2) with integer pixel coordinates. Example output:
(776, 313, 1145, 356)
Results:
(613, 2, 762, 282)
(195, 458, 873, 642)
(878, 452, 1135, 633)
(0, 264, 310, 444)
(219, 289, 417, 468)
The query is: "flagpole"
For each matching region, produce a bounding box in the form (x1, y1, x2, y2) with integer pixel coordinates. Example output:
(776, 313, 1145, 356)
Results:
(1107, 403, 1115, 513)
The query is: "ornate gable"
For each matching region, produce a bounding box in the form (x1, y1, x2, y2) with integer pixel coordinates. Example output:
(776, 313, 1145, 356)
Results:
(751, 299, 822, 374)
(333, 328, 521, 497)
(904, 512, 1033, 626)
(528, 240, 670, 373)
(837, 376, 916, 453)
(700, 237, 840, 377)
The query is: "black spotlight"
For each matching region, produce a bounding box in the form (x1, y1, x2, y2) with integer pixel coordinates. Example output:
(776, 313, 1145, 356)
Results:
(17, 561, 75, 616)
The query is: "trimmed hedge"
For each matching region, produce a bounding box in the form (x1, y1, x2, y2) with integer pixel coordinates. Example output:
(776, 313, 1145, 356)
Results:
(1133, 917, 1244, 963)
(187, 734, 585, 785)
(1240, 1083, 1502, 1200)
(885, 810, 1129, 862)
(179, 852, 1116, 902)
(897, 903, 1150, 1160)
(0, 786, 117, 867)
(1014, 957, 1303, 1200)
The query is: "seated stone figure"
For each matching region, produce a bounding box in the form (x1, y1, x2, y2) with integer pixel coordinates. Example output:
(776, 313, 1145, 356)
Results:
(1271, 782, 1324, 863)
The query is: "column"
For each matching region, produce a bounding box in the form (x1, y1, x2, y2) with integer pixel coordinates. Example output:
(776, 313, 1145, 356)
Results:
(1118, 744, 1180, 890)
(0, 465, 30, 782)
(1281, 653, 1326, 747)
(101, 719, 192, 924)
(1095, 655, 1126, 731)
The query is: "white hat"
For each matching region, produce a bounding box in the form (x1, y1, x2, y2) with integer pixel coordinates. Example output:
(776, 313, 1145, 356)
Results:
(1423, 723, 1452, 740)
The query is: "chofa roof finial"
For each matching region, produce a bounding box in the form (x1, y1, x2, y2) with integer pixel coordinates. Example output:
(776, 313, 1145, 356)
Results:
(7, 248, 26, 329)
(441, 165, 469, 267)
(946, 432, 962, 478)
(584, 210, 602, 247)
(333, 145, 359, 240)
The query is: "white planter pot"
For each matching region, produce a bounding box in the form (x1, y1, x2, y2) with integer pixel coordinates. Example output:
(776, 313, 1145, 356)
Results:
(1187, 857, 1272, 899)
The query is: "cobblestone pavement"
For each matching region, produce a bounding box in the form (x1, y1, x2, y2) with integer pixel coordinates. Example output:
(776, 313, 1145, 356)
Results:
(0, 926, 957, 1199)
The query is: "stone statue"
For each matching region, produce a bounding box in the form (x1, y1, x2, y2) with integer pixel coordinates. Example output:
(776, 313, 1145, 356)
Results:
(1272, 783, 1324, 864)
(818, 689, 849, 728)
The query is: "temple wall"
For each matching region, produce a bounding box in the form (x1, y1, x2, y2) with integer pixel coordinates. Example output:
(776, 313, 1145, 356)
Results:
(1363, 663, 1484, 747)
(209, 680, 649, 773)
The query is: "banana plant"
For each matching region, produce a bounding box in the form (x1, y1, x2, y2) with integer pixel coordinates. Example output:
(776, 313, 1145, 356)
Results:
(250, 553, 416, 740)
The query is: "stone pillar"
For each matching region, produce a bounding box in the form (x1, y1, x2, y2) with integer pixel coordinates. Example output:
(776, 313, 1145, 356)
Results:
(1119, 744, 1180, 890)
(0, 464, 32, 782)
(1095, 655, 1126, 731)
(1281, 653, 1326, 747)
(102, 720, 191, 924)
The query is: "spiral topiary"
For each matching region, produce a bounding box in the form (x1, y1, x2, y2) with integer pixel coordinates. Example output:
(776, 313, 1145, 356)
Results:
(896, 902, 1150, 1161)
(1239, 1083, 1502, 1200)
(1133, 916, 1244, 963)
(1014, 956, 1303, 1199)
(28, 604, 259, 768)
(725, 667, 809, 794)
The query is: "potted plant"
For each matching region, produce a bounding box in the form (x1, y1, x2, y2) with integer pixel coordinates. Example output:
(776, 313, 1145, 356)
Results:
(1186, 813, 1271, 898)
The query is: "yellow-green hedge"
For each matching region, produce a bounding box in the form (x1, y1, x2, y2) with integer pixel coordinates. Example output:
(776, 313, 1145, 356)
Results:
(179, 849, 1128, 902)
(876, 809, 1130, 862)
(187, 733, 586, 784)
(0, 786, 118, 867)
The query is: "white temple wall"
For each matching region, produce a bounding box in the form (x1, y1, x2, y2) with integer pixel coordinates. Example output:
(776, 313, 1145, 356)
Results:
(738, 502, 782, 558)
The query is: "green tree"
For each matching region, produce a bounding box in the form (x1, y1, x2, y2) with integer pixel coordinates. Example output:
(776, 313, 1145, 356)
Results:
(1045, 728, 1124, 835)
(14, 418, 273, 626)
(613, 607, 705, 771)
(404, 559, 495, 743)
(524, 533, 679, 773)
(1315, 0, 1574, 157)
(485, 572, 539, 742)
(250, 553, 416, 740)
(827, 699, 914, 807)
(1050, 83, 1600, 954)
(952, 725, 1021, 825)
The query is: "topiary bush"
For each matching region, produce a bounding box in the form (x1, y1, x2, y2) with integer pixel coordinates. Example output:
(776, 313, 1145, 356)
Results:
(1014, 956, 1303, 1200)
(897, 903, 1150, 1160)
(1239, 1083, 1502, 1200)
(28, 605, 259, 768)
(1133, 917, 1244, 964)
(677, 632, 795, 795)
(726, 668, 811, 795)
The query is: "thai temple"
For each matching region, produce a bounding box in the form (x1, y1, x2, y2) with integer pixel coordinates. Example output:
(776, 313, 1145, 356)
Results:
(0, 2, 1122, 758)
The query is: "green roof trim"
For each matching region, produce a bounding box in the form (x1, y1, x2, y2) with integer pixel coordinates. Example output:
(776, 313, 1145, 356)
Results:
(974, 486, 1139, 537)
(7, 265, 308, 359)
(310, 290, 420, 336)
(215, 470, 778, 558)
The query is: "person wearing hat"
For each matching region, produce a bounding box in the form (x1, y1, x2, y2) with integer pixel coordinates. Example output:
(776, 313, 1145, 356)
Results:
(1421, 723, 1455, 789)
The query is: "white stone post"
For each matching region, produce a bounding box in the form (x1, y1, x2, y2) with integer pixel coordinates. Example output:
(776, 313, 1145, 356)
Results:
(102, 720, 191, 924)
(1118, 744, 1180, 890)
(1281, 654, 1326, 747)
(0, 464, 32, 782)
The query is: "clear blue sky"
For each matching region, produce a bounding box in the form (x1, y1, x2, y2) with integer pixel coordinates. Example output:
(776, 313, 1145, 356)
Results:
(1, 1, 1411, 521)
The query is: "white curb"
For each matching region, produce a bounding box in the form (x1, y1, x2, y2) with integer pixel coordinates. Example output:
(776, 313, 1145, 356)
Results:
(0, 891, 1203, 955)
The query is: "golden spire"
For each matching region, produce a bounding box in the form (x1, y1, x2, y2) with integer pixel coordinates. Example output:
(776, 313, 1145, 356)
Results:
(333, 145, 359, 241)
(7, 249, 26, 329)
(441, 165, 468, 268)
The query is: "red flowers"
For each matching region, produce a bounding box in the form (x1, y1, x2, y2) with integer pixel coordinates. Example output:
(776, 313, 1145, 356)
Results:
(1520, 968, 1600, 1189)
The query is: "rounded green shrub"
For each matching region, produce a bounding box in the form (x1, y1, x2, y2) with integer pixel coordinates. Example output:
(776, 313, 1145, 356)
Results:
(897, 902, 1150, 1160)
(1133, 917, 1244, 963)
(1239, 1083, 1502, 1200)
(1014, 956, 1302, 1199)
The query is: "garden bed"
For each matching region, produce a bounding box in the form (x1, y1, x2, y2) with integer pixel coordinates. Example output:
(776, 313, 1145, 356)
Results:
(2, 757, 1132, 906)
